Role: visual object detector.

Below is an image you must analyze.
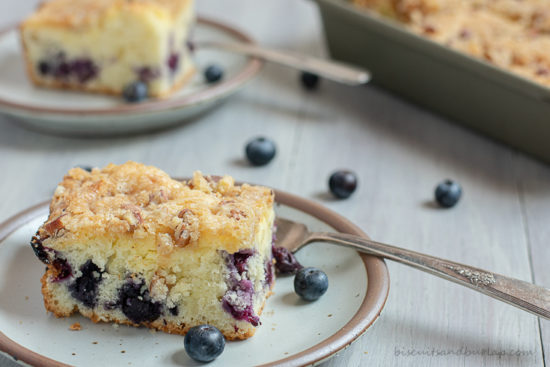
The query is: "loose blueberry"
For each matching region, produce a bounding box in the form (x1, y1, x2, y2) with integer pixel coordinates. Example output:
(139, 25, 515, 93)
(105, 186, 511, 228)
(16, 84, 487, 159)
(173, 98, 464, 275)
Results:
(301, 71, 320, 90)
(123, 81, 148, 103)
(294, 267, 328, 301)
(245, 137, 276, 166)
(184, 325, 225, 363)
(328, 170, 357, 199)
(272, 246, 303, 275)
(204, 64, 223, 83)
(435, 179, 462, 208)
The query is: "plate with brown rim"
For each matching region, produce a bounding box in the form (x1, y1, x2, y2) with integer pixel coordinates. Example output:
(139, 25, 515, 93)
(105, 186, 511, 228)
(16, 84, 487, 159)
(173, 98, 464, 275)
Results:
(0, 188, 389, 367)
(0, 17, 262, 136)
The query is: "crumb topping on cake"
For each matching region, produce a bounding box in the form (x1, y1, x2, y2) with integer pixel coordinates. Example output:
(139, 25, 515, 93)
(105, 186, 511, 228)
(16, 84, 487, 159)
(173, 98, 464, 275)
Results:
(38, 162, 274, 254)
(353, 0, 550, 86)
(24, 0, 193, 28)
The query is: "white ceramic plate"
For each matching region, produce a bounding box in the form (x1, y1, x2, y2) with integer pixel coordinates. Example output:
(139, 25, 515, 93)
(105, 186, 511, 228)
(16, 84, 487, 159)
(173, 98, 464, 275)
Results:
(0, 190, 389, 367)
(0, 18, 262, 136)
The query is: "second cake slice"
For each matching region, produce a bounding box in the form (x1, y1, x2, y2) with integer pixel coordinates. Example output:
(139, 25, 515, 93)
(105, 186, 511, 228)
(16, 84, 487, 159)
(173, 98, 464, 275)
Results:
(20, 0, 195, 97)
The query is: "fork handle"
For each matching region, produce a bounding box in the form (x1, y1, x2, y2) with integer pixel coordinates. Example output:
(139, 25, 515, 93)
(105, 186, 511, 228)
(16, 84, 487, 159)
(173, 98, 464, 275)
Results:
(196, 41, 371, 86)
(311, 232, 550, 320)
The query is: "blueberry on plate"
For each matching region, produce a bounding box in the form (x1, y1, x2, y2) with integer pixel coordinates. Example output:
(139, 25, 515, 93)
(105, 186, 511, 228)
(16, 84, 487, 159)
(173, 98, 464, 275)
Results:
(204, 64, 224, 83)
(122, 81, 148, 103)
(245, 137, 276, 166)
(294, 267, 329, 301)
(184, 325, 225, 363)
(301, 71, 320, 90)
(435, 179, 462, 208)
(328, 170, 357, 199)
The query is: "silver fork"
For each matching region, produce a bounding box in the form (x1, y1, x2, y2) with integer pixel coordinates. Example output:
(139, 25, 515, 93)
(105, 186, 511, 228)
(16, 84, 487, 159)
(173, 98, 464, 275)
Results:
(275, 217, 550, 320)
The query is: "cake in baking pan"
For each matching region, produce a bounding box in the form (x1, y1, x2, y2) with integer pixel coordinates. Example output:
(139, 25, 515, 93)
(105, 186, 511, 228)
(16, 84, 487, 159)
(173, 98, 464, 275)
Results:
(30, 162, 275, 340)
(20, 0, 195, 97)
(353, 0, 550, 86)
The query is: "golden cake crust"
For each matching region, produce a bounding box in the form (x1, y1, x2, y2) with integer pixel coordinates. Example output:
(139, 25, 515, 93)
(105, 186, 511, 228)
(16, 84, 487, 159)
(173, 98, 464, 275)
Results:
(37, 162, 274, 255)
(22, 0, 193, 29)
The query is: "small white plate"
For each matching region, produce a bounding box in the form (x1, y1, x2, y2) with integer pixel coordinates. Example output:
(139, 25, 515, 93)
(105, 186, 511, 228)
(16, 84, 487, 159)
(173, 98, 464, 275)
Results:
(0, 18, 262, 136)
(0, 190, 389, 367)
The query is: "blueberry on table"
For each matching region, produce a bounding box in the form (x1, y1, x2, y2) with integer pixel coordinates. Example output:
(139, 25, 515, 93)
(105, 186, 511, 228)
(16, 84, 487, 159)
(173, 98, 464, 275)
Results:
(301, 71, 320, 90)
(77, 165, 93, 172)
(122, 81, 148, 103)
(245, 137, 276, 166)
(435, 179, 462, 208)
(204, 64, 224, 83)
(328, 170, 357, 199)
(184, 325, 226, 363)
(294, 267, 329, 301)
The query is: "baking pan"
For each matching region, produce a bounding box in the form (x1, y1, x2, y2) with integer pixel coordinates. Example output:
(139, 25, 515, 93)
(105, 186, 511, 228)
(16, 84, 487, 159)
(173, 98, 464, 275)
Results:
(315, 0, 550, 163)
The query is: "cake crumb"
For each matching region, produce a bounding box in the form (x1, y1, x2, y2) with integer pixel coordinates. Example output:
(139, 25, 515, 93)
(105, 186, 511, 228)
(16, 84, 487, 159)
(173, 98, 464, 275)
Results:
(284, 352, 289, 355)
(112, 324, 119, 329)
(72, 353, 76, 356)
(19, 321, 22, 325)
(69, 322, 81, 331)
(92, 341, 98, 345)
(364, 351, 368, 354)
(121, 350, 126, 354)
(328, 314, 333, 317)
(272, 328, 276, 331)
(25, 296, 29, 300)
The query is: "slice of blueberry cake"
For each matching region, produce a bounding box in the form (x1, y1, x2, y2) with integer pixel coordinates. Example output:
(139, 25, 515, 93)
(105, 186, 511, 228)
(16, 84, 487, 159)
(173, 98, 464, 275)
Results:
(31, 162, 275, 340)
(20, 0, 195, 98)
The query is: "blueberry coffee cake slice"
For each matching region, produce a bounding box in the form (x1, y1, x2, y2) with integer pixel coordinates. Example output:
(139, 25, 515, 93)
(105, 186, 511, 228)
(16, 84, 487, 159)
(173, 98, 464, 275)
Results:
(30, 162, 275, 340)
(20, 0, 195, 97)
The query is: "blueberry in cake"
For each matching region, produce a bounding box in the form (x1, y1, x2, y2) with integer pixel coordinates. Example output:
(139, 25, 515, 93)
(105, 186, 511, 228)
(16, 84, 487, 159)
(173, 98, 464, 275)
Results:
(20, 0, 195, 98)
(30, 162, 275, 340)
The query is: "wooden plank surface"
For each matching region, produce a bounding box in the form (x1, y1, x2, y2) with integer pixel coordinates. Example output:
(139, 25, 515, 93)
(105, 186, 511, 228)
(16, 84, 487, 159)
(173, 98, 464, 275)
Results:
(0, 0, 548, 366)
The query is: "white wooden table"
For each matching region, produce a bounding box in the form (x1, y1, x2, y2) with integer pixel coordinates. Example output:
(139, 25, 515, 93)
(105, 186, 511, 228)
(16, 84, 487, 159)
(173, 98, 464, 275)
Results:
(1, 1, 549, 366)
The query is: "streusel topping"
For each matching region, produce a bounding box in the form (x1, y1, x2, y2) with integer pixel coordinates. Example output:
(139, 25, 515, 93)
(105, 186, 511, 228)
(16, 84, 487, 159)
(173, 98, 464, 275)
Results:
(24, 0, 192, 27)
(38, 162, 274, 253)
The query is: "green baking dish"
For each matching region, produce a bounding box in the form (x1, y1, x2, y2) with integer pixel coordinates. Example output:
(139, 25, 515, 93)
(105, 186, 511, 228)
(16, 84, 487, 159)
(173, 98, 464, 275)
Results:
(315, 0, 550, 163)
